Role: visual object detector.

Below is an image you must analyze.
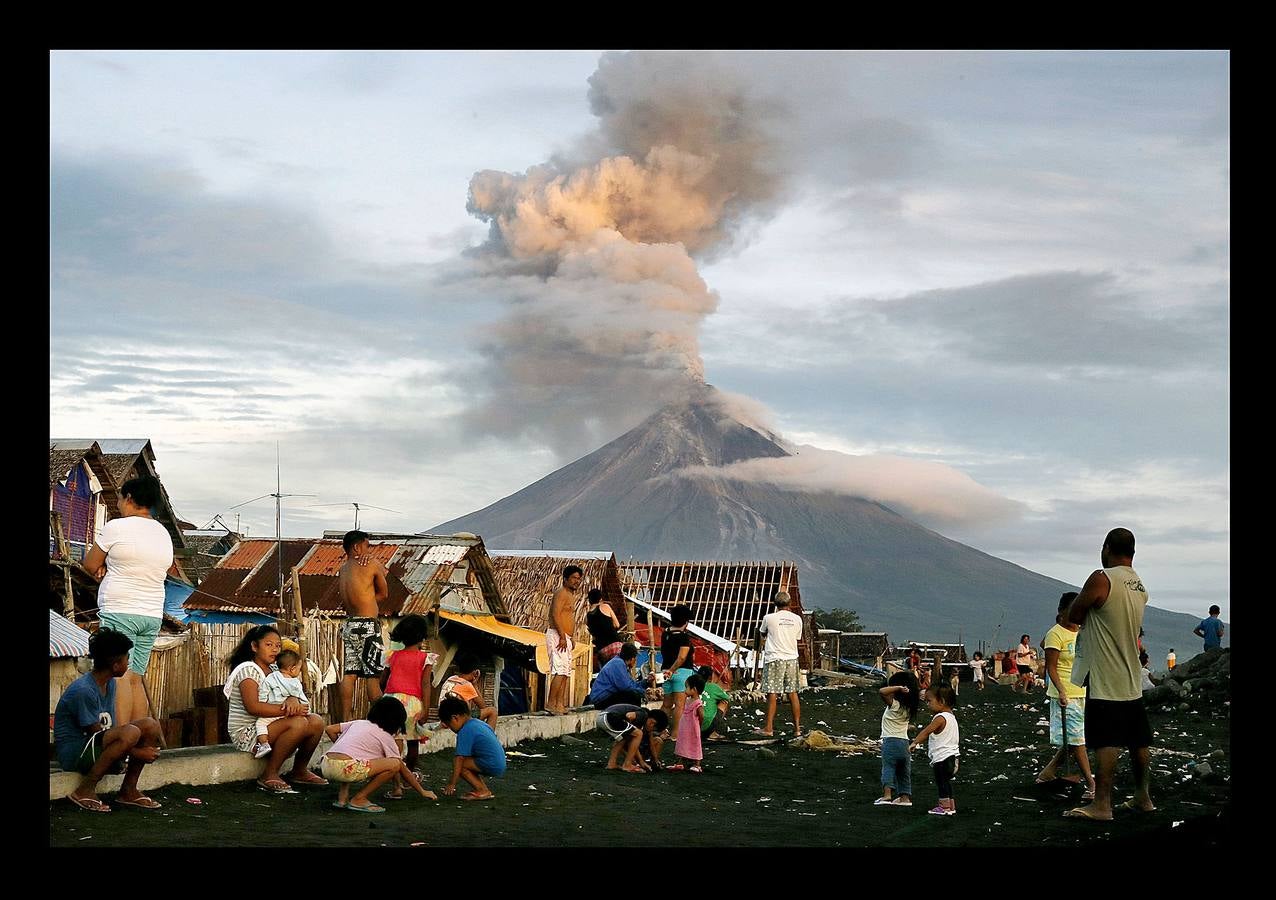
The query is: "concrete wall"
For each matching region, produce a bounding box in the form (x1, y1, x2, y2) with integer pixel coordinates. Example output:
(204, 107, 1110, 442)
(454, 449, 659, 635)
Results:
(51, 707, 599, 801)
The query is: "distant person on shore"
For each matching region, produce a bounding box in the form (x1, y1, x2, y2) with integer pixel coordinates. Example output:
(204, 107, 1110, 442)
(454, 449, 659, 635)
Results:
(439, 696, 506, 800)
(382, 614, 438, 800)
(546, 565, 583, 715)
(670, 674, 705, 773)
(338, 530, 387, 723)
(661, 604, 699, 740)
(251, 648, 309, 759)
(875, 670, 919, 807)
(1063, 527, 1154, 822)
(321, 696, 436, 813)
(80, 475, 176, 727)
(1035, 592, 1096, 800)
(1139, 652, 1156, 693)
(909, 684, 960, 816)
(970, 652, 987, 690)
(909, 645, 923, 680)
(755, 592, 803, 737)
(1194, 605, 1225, 651)
(586, 587, 624, 669)
(440, 652, 499, 728)
(697, 665, 732, 740)
(588, 643, 650, 709)
(1166, 649, 1176, 671)
(56, 628, 164, 812)
(1015, 635, 1038, 692)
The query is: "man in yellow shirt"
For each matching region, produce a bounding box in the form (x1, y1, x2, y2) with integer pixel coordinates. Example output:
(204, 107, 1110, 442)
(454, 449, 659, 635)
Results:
(1034, 592, 1096, 799)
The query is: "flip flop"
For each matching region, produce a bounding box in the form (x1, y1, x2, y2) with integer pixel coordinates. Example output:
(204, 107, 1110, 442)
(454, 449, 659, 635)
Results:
(287, 772, 329, 786)
(751, 728, 774, 737)
(666, 764, 686, 771)
(461, 793, 494, 801)
(345, 803, 385, 813)
(115, 796, 163, 810)
(1063, 806, 1112, 821)
(689, 766, 703, 774)
(383, 791, 405, 801)
(331, 801, 348, 810)
(257, 779, 299, 794)
(1119, 799, 1157, 812)
(1082, 789, 1096, 801)
(66, 793, 110, 813)
(1034, 776, 1057, 785)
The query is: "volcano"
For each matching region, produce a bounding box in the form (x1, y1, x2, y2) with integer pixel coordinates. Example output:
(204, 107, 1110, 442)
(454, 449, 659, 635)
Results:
(434, 387, 1199, 652)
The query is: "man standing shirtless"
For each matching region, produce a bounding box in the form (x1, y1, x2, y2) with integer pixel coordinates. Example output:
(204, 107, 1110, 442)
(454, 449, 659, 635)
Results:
(546, 565, 582, 715)
(338, 530, 387, 723)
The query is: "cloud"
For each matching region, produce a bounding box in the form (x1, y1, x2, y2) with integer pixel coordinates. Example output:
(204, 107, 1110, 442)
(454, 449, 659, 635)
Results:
(667, 443, 1024, 529)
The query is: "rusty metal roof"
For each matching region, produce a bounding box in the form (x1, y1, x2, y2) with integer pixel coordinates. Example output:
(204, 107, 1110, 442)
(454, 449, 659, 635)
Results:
(221, 540, 275, 569)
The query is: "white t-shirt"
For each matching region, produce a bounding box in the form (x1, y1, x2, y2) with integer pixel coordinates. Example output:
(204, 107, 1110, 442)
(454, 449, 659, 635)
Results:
(759, 609, 803, 664)
(926, 711, 960, 764)
(881, 698, 910, 740)
(95, 516, 173, 618)
(970, 659, 985, 681)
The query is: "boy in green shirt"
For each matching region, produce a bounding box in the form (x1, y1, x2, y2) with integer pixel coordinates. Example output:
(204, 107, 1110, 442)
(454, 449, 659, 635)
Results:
(697, 666, 731, 740)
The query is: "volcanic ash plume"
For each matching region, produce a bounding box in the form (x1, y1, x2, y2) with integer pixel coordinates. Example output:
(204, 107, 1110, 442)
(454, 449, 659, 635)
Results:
(460, 52, 789, 455)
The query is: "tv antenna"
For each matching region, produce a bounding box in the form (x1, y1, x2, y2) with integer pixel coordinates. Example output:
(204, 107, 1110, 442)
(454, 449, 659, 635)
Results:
(228, 443, 315, 605)
(308, 500, 401, 530)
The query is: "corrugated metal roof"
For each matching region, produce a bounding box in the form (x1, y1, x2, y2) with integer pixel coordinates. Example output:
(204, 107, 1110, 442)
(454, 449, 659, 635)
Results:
(221, 540, 275, 569)
(298, 541, 398, 576)
(49, 610, 91, 659)
(238, 541, 314, 598)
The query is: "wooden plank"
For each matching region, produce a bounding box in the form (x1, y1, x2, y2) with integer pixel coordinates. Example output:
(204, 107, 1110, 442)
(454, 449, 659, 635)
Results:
(200, 707, 220, 746)
(162, 717, 185, 749)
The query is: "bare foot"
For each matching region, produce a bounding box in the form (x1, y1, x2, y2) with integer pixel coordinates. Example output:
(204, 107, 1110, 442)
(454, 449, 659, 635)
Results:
(462, 791, 495, 801)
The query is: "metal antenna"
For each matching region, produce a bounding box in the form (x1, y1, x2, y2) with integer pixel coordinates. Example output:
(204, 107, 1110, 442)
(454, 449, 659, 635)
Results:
(307, 500, 401, 530)
(226, 445, 315, 608)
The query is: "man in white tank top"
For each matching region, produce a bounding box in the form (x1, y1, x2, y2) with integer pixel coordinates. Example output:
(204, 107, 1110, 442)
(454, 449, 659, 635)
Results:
(1062, 527, 1153, 822)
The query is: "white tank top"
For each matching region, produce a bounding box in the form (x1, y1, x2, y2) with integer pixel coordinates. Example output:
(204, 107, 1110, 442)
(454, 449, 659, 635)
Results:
(927, 711, 959, 764)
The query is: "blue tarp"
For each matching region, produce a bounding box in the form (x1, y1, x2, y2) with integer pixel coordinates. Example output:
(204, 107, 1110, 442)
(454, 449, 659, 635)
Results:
(184, 608, 277, 626)
(164, 578, 194, 623)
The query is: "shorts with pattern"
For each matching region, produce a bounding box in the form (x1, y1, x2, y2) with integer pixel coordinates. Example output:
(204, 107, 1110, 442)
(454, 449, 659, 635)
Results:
(342, 617, 384, 677)
(231, 723, 259, 753)
(547, 628, 574, 676)
(387, 692, 430, 740)
(1049, 697, 1087, 747)
(97, 611, 162, 675)
(321, 755, 373, 783)
(761, 658, 800, 694)
(597, 641, 624, 662)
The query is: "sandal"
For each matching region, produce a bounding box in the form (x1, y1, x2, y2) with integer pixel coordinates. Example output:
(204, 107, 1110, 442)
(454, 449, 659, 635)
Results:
(345, 802, 385, 813)
(66, 793, 110, 813)
(666, 764, 686, 771)
(115, 796, 163, 810)
(256, 779, 298, 794)
(689, 766, 703, 774)
(1063, 806, 1112, 821)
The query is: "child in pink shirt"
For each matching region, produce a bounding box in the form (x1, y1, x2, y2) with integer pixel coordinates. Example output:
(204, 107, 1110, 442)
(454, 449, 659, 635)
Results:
(320, 696, 437, 813)
(672, 674, 705, 773)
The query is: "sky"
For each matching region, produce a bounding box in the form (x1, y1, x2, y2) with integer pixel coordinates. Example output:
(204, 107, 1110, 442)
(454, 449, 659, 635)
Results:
(49, 50, 1229, 619)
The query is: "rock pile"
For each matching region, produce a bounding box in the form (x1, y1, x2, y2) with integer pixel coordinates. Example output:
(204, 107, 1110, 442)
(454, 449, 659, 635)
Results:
(1144, 648, 1230, 712)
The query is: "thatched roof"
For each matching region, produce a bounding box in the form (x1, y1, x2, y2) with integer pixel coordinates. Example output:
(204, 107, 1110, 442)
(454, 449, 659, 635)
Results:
(489, 552, 625, 641)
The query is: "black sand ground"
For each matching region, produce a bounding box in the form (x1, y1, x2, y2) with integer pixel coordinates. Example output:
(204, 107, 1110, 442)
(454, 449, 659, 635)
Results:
(49, 686, 1229, 847)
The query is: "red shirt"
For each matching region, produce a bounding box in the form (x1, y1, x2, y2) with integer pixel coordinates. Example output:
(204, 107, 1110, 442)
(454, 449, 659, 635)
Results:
(385, 649, 436, 697)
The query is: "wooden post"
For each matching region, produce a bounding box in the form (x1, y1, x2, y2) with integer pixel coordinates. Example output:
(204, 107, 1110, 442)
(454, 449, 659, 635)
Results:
(51, 511, 75, 618)
(290, 566, 312, 697)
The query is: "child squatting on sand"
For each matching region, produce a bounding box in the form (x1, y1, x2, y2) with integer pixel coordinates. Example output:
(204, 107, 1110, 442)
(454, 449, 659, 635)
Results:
(320, 696, 437, 813)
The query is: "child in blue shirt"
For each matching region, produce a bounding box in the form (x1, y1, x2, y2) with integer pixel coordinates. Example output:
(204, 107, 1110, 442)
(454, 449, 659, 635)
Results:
(1194, 605, 1225, 651)
(438, 695, 506, 800)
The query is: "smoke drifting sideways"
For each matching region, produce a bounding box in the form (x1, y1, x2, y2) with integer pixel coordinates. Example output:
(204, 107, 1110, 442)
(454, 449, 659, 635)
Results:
(457, 51, 790, 456)
(668, 444, 1026, 530)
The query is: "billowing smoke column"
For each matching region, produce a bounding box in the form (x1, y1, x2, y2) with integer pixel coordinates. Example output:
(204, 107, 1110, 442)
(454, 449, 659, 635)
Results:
(461, 52, 788, 455)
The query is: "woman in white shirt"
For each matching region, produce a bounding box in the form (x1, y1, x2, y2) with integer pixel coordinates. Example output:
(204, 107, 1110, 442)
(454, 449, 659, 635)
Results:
(81, 476, 176, 726)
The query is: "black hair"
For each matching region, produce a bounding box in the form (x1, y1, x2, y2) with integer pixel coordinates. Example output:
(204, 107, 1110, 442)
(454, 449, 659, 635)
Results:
(1169, 648, 1175, 653)
(1020, 634, 1031, 642)
(1209, 605, 1220, 616)
(696, 665, 713, 682)
(453, 652, 479, 675)
(685, 674, 706, 693)
(670, 604, 692, 627)
(887, 670, 921, 719)
(390, 614, 429, 647)
(343, 530, 369, 554)
(562, 564, 584, 582)
(437, 695, 470, 723)
(1104, 527, 1136, 558)
(931, 683, 957, 709)
(367, 695, 407, 735)
(226, 624, 281, 667)
(1057, 591, 1078, 614)
(620, 643, 638, 661)
(587, 588, 603, 604)
(972, 651, 983, 660)
(89, 627, 134, 668)
(119, 475, 162, 510)
(647, 709, 668, 731)
(1139, 651, 1149, 665)
(276, 649, 301, 668)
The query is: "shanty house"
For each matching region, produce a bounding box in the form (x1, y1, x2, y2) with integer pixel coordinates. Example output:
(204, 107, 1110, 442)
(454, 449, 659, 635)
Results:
(619, 561, 813, 675)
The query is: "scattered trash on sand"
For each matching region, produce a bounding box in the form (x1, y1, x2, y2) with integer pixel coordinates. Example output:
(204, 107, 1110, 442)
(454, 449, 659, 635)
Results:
(186, 798, 203, 805)
(527, 785, 538, 791)
(79, 836, 92, 841)
(990, 774, 1009, 781)
(1011, 797, 1039, 802)
(410, 841, 427, 847)
(758, 797, 772, 802)
(507, 751, 548, 758)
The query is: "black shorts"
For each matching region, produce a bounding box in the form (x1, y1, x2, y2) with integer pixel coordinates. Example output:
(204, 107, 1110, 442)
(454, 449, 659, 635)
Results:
(1084, 696, 1153, 749)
